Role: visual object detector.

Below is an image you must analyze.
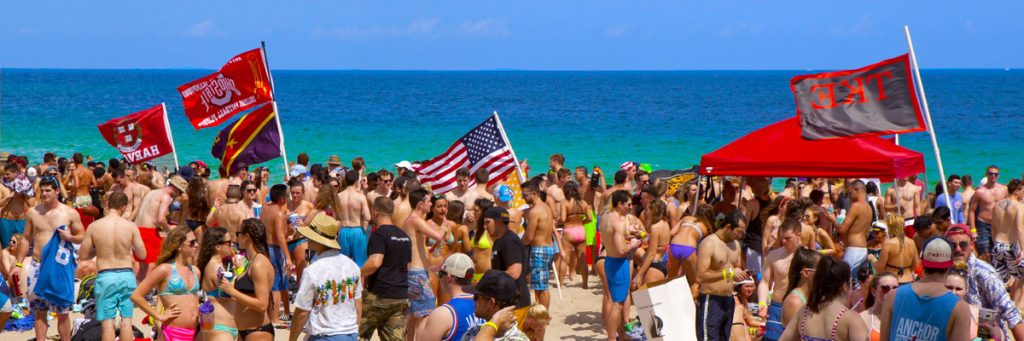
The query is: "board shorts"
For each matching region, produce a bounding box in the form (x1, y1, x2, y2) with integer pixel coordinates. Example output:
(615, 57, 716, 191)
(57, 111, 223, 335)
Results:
(135, 227, 163, 263)
(697, 293, 736, 341)
(0, 279, 12, 313)
(25, 258, 71, 314)
(407, 269, 435, 318)
(268, 246, 289, 291)
(976, 220, 993, 255)
(95, 268, 136, 321)
(763, 301, 784, 341)
(529, 246, 557, 291)
(992, 241, 1021, 282)
(843, 246, 868, 281)
(71, 195, 92, 208)
(584, 210, 598, 246)
(604, 256, 630, 303)
(337, 226, 368, 267)
(0, 218, 25, 249)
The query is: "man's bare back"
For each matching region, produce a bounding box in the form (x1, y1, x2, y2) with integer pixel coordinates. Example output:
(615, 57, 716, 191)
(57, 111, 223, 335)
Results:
(211, 201, 251, 239)
(81, 210, 144, 270)
(393, 198, 412, 229)
(71, 165, 95, 197)
(991, 196, 1023, 244)
(840, 201, 872, 248)
(135, 189, 171, 231)
(526, 203, 555, 247)
(337, 188, 369, 227)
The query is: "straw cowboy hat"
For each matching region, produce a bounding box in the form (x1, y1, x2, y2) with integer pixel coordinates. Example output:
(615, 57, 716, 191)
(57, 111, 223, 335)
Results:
(297, 212, 342, 249)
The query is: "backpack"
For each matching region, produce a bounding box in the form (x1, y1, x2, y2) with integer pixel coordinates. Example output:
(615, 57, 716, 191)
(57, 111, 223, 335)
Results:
(77, 274, 97, 304)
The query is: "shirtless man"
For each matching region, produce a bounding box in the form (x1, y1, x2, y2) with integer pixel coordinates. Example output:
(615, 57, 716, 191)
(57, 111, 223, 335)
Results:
(133, 176, 186, 282)
(336, 170, 371, 266)
(206, 166, 230, 207)
(838, 180, 872, 277)
(990, 179, 1023, 284)
(600, 190, 643, 341)
(68, 153, 97, 211)
(885, 177, 922, 219)
(366, 170, 393, 209)
(17, 177, 85, 341)
(79, 192, 146, 341)
(1, 162, 33, 249)
(962, 175, 976, 215)
(402, 188, 447, 341)
(546, 168, 570, 215)
(444, 168, 477, 205)
(206, 185, 251, 239)
(260, 184, 293, 327)
(391, 176, 419, 229)
(695, 211, 748, 341)
(108, 168, 149, 221)
(240, 180, 259, 217)
(472, 168, 495, 202)
(970, 165, 1008, 260)
(757, 219, 801, 341)
(522, 182, 560, 310)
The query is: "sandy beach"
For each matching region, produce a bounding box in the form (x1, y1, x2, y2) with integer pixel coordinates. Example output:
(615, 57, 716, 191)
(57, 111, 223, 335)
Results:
(5, 274, 609, 340)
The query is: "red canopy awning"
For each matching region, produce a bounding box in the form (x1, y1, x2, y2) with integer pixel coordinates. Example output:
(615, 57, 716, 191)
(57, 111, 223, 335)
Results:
(699, 117, 925, 181)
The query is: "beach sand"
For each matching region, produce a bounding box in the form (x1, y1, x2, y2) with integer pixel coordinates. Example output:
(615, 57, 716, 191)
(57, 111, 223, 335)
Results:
(5, 275, 609, 340)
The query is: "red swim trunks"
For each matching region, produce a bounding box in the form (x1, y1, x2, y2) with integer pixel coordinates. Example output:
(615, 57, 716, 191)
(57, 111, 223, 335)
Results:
(134, 227, 163, 263)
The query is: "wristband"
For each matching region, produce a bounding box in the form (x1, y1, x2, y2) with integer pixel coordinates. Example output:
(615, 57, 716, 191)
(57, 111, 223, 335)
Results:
(758, 301, 766, 307)
(971, 228, 977, 234)
(15, 262, 22, 268)
(483, 322, 500, 332)
(722, 269, 729, 280)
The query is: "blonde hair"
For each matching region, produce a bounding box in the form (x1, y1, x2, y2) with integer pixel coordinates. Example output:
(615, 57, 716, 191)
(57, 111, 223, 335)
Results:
(527, 303, 551, 322)
(886, 214, 907, 252)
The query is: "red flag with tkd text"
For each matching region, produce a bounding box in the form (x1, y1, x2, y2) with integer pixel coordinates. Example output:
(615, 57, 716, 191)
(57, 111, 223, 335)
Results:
(791, 54, 926, 140)
(97, 104, 175, 164)
(178, 48, 274, 130)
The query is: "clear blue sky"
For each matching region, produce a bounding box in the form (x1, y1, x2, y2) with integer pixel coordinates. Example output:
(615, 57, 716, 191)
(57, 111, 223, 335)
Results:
(1, 2, 1020, 70)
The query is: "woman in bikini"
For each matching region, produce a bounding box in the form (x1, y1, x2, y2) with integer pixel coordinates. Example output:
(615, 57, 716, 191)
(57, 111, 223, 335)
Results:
(781, 248, 822, 326)
(183, 177, 211, 238)
(130, 226, 201, 341)
(560, 181, 593, 287)
(759, 196, 789, 254)
(220, 218, 276, 341)
(469, 198, 495, 283)
(732, 276, 763, 341)
(447, 200, 472, 254)
(197, 227, 238, 340)
(426, 195, 455, 303)
(874, 215, 919, 284)
(667, 204, 713, 297)
(779, 257, 868, 341)
(632, 200, 670, 288)
(801, 208, 838, 257)
(859, 272, 897, 341)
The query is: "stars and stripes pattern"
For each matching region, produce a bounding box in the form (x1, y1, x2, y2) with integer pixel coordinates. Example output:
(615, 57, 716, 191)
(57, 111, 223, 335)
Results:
(415, 115, 517, 194)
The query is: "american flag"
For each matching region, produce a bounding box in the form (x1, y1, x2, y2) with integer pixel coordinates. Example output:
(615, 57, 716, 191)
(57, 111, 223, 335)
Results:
(415, 115, 517, 194)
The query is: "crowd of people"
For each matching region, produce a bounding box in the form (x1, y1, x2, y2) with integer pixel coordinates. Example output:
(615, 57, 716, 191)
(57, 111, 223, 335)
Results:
(0, 150, 1023, 341)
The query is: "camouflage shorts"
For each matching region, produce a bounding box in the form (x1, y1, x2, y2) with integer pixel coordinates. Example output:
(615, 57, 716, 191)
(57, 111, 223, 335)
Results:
(359, 291, 409, 341)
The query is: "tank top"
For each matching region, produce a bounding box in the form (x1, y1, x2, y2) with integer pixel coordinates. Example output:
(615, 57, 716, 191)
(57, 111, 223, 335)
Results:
(889, 284, 959, 341)
(867, 196, 880, 222)
(442, 294, 485, 341)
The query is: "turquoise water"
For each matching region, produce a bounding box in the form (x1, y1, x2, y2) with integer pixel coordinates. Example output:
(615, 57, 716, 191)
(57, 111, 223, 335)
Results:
(2, 69, 1023, 185)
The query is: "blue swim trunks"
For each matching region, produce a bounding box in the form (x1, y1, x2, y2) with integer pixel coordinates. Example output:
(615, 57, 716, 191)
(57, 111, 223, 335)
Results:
(529, 246, 557, 291)
(604, 256, 630, 303)
(95, 268, 136, 321)
(763, 301, 784, 341)
(268, 246, 289, 291)
(337, 226, 368, 267)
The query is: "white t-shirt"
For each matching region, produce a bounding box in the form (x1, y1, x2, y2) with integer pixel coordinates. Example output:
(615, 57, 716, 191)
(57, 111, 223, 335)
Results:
(294, 249, 362, 336)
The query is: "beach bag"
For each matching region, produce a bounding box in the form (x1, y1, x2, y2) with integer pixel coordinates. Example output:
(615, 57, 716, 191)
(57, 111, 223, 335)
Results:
(77, 274, 97, 303)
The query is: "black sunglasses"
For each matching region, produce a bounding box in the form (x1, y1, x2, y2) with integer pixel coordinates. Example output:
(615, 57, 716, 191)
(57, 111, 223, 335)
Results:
(988, 172, 999, 176)
(952, 240, 970, 250)
(246, 188, 257, 193)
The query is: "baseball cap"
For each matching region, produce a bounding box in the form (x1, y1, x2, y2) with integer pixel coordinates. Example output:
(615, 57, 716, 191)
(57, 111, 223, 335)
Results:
(178, 166, 195, 181)
(395, 160, 414, 171)
(944, 223, 972, 240)
(484, 207, 510, 224)
(440, 253, 475, 279)
(463, 270, 519, 303)
(493, 184, 513, 203)
(920, 237, 954, 269)
(290, 164, 308, 178)
(194, 160, 209, 169)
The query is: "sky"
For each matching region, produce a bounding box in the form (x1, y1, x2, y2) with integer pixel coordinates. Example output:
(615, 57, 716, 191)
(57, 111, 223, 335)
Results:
(1, 2, 1021, 70)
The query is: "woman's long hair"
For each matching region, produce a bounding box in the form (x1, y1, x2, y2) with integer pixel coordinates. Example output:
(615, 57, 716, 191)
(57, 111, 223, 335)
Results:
(197, 227, 228, 282)
(806, 257, 851, 313)
(314, 184, 339, 215)
(886, 214, 907, 252)
(240, 218, 269, 256)
(446, 200, 466, 224)
(156, 226, 193, 265)
(473, 198, 495, 244)
(186, 177, 210, 221)
(426, 195, 447, 221)
(759, 196, 787, 229)
(564, 181, 581, 201)
(864, 272, 897, 309)
(692, 204, 714, 233)
(783, 248, 821, 299)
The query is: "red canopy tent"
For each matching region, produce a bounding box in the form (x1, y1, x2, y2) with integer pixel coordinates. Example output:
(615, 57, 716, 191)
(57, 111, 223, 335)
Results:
(699, 117, 925, 181)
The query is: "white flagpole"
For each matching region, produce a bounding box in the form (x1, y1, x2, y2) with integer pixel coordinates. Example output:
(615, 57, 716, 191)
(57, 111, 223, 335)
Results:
(904, 26, 953, 223)
(494, 111, 564, 299)
(260, 41, 289, 180)
(160, 103, 181, 171)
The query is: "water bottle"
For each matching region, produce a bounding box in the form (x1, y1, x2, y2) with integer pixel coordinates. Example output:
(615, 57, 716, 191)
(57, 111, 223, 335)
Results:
(837, 209, 847, 224)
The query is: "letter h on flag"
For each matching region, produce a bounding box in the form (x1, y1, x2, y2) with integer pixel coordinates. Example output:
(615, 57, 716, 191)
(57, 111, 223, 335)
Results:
(211, 103, 282, 174)
(415, 115, 518, 194)
(179, 48, 274, 130)
(791, 54, 926, 140)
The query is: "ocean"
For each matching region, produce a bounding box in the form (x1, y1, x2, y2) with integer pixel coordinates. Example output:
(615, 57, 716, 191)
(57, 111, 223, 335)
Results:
(2, 69, 1023, 187)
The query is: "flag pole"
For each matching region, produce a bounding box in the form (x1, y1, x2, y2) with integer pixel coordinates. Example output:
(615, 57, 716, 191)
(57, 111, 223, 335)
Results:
(904, 26, 953, 223)
(260, 41, 289, 181)
(160, 103, 181, 171)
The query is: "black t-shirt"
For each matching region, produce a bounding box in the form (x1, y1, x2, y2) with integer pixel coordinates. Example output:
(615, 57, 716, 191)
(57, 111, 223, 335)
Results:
(743, 195, 771, 253)
(366, 224, 411, 299)
(491, 231, 532, 308)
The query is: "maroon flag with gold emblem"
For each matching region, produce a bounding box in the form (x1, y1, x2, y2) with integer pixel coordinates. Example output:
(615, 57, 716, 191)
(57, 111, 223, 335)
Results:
(178, 48, 274, 130)
(791, 54, 926, 140)
(97, 104, 176, 163)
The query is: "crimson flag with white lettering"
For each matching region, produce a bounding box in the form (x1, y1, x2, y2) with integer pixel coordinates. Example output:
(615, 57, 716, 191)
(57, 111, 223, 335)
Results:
(97, 104, 175, 164)
(791, 54, 926, 140)
(178, 48, 274, 130)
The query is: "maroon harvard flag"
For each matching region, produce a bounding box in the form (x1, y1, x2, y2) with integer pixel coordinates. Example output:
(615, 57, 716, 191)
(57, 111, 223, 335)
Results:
(791, 54, 926, 140)
(178, 48, 274, 130)
(98, 104, 176, 163)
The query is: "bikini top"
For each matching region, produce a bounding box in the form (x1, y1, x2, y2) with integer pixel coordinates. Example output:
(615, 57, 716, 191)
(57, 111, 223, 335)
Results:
(799, 307, 847, 341)
(472, 231, 493, 249)
(566, 201, 587, 221)
(159, 262, 200, 296)
(234, 268, 257, 295)
(427, 221, 455, 247)
(792, 288, 807, 304)
(681, 222, 703, 240)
